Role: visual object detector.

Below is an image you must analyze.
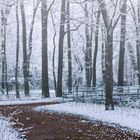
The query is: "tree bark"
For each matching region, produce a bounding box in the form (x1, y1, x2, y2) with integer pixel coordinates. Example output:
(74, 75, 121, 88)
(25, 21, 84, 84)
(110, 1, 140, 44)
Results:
(137, 0, 140, 84)
(92, 11, 100, 87)
(1, 9, 5, 92)
(41, 0, 50, 97)
(20, 0, 29, 96)
(28, 0, 40, 69)
(56, 0, 66, 97)
(129, 0, 140, 84)
(1, 8, 8, 95)
(101, 29, 106, 83)
(118, 0, 127, 86)
(51, 13, 57, 92)
(105, 30, 114, 110)
(15, 0, 20, 98)
(4, 23, 8, 96)
(85, 3, 92, 87)
(97, 0, 117, 110)
(67, 0, 72, 93)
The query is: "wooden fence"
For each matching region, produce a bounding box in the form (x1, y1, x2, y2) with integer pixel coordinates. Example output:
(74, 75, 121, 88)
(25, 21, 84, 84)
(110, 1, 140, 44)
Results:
(62, 86, 140, 104)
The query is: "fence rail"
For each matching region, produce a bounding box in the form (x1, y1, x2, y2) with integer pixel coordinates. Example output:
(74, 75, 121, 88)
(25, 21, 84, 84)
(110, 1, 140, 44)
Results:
(62, 86, 140, 104)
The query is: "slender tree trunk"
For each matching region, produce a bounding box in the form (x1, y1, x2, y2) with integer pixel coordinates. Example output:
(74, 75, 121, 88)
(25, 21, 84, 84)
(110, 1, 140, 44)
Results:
(4, 24, 8, 96)
(1, 9, 8, 95)
(52, 33, 56, 91)
(20, 0, 29, 96)
(56, 0, 66, 97)
(137, 0, 140, 84)
(51, 13, 57, 92)
(67, 0, 72, 93)
(41, 0, 50, 97)
(136, 32, 140, 84)
(1, 9, 5, 92)
(101, 29, 106, 83)
(97, 0, 122, 110)
(28, 0, 40, 69)
(129, 0, 140, 84)
(92, 11, 100, 87)
(15, 0, 20, 98)
(105, 30, 114, 110)
(27, 0, 40, 94)
(118, 0, 127, 86)
(85, 3, 92, 87)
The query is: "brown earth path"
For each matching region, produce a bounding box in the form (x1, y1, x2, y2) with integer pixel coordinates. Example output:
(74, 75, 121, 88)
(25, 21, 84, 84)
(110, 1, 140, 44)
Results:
(0, 102, 140, 140)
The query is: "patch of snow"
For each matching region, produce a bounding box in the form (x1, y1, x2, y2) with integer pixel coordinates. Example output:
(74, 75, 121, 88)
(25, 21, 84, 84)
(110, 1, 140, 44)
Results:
(0, 90, 63, 105)
(0, 97, 63, 105)
(128, 100, 140, 108)
(0, 117, 23, 140)
(35, 102, 140, 134)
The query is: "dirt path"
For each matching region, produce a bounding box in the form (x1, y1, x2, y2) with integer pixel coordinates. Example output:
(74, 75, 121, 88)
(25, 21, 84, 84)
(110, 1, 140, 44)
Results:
(0, 102, 140, 140)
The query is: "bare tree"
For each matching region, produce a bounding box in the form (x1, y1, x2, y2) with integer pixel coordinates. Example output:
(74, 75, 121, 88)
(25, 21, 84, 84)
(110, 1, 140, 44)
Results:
(28, 0, 40, 69)
(67, 0, 72, 93)
(41, 0, 49, 97)
(41, 0, 55, 97)
(118, 0, 127, 86)
(129, 0, 140, 84)
(85, 2, 92, 87)
(51, 11, 57, 91)
(1, 8, 6, 93)
(101, 28, 106, 84)
(97, 0, 121, 110)
(92, 10, 100, 87)
(20, 0, 29, 96)
(0, 0, 12, 96)
(15, 0, 20, 98)
(56, 0, 66, 97)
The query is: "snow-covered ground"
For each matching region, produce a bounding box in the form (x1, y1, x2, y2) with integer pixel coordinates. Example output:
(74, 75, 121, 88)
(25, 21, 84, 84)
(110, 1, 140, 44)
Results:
(35, 102, 140, 134)
(0, 90, 62, 139)
(0, 90, 63, 105)
(0, 117, 23, 140)
(0, 97, 63, 106)
(1, 89, 140, 137)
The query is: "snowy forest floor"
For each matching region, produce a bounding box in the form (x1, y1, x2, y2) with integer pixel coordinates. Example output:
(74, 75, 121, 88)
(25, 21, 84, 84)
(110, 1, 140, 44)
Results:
(0, 102, 140, 140)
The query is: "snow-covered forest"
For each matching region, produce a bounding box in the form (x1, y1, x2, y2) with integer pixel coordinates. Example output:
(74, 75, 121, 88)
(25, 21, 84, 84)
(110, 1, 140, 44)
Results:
(0, 0, 140, 139)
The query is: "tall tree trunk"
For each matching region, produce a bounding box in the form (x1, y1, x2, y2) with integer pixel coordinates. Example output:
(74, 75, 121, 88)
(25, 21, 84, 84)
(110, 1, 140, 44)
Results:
(105, 30, 114, 110)
(136, 32, 140, 84)
(1, 8, 8, 95)
(15, 0, 20, 98)
(4, 24, 8, 96)
(97, 0, 120, 110)
(85, 3, 92, 87)
(51, 13, 57, 92)
(67, 0, 72, 93)
(41, 0, 50, 97)
(20, 0, 29, 96)
(137, 0, 140, 84)
(129, 0, 140, 84)
(101, 28, 106, 84)
(56, 0, 66, 97)
(118, 0, 127, 86)
(92, 11, 100, 87)
(52, 33, 56, 91)
(1, 9, 5, 92)
(28, 0, 40, 69)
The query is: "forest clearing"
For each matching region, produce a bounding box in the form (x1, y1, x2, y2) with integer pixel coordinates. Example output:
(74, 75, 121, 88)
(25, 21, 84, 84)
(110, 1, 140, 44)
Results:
(1, 0, 140, 139)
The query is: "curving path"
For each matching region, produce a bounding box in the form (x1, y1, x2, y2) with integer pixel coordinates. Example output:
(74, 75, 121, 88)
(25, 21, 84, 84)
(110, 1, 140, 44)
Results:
(0, 103, 140, 140)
